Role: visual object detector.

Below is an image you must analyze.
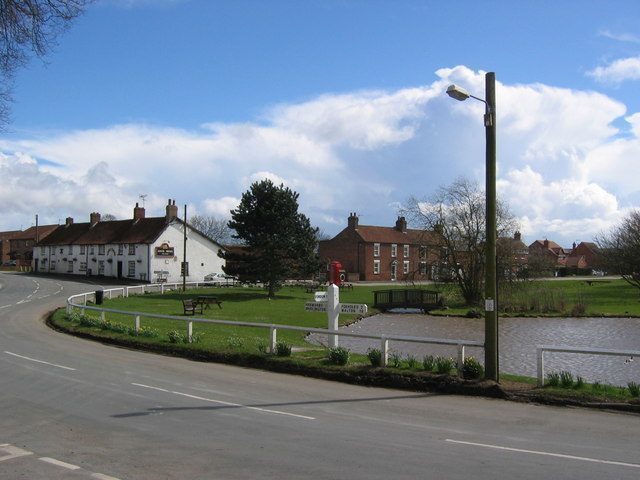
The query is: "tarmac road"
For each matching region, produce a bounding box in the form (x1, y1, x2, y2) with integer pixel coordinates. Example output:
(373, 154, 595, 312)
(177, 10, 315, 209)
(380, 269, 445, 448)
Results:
(0, 271, 638, 480)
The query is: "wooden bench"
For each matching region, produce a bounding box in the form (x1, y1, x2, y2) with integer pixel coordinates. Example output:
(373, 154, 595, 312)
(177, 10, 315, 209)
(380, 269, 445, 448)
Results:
(196, 296, 223, 309)
(182, 299, 203, 316)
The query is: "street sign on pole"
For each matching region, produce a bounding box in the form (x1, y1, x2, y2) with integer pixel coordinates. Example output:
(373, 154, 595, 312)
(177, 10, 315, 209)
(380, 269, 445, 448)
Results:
(339, 303, 368, 314)
(304, 302, 327, 312)
(314, 292, 327, 302)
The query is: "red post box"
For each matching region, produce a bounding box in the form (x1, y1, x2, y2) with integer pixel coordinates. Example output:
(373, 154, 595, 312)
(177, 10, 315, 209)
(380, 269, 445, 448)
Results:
(329, 260, 343, 286)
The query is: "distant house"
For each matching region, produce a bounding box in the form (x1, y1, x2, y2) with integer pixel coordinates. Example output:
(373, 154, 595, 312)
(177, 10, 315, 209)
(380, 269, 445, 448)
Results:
(6, 225, 58, 267)
(565, 241, 601, 273)
(318, 213, 441, 282)
(0, 230, 21, 265)
(32, 200, 225, 283)
(497, 231, 529, 276)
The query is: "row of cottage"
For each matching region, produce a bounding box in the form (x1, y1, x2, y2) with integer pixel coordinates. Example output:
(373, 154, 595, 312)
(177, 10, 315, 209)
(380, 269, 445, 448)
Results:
(1, 204, 599, 283)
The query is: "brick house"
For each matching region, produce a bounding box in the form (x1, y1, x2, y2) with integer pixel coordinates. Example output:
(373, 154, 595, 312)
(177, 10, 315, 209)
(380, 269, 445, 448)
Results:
(6, 225, 58, 267)
(318, 213, 441, 282)
(32, 200, 225, 283)
(565, 241, 601, 273)
(0, 230, 21, 265)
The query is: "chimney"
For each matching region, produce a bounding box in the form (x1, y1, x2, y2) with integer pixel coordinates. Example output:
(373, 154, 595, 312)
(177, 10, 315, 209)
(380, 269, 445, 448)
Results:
(514, 231, 521, 241)
(395, 216, 407, 233)
(347, 212, 359, 229)
(572, 242, 577, 251)
(65, 217, 74, 227)
(544, 239, 549, 248)
(90, 212, 101, 227)
(165, 198, 178, 222)
(133, 202, 146, 221)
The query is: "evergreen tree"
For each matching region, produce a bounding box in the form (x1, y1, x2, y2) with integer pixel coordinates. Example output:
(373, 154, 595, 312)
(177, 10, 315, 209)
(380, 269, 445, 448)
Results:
(221, 180, 319, 297)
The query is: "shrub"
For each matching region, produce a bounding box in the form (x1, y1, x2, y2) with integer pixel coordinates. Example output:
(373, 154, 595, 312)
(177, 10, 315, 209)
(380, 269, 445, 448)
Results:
(405, 354, 419, 369)
(559, 370, 574, 388)
(190, 332, 203, 343)
(256, 338, 268, 354)
(275, 341, 292, 357)
(435, 356, 455, 375)
(328, 346, 350, 366)
(137, 326, 159, 338)
(465, 308, 482, 318)
(367, 348, 382, 367)
(592, 381, 602, 392)
(461, 356, 484, 380)
(389, 352, 402, 368)
(226, 335, 244, 349)
(545, 371, 560, 387)
(422, 354, 435, 371)
(628, 382, 640, 397)
(168, 330, 185, 344)
(574, 375, 585, 389)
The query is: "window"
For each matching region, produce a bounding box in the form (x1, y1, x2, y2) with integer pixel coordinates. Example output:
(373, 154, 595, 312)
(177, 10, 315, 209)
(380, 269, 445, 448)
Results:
(420, 262, 427, 275)
(128, 244, 135, 255)
(67, 261, 74, 273)
(79, 262, 87, 272)
(391, 244, 397, 257)
(118, 244, 123, 255)
(40, 246, 45, 255)
(98, 245, 105, 255)
(373, 243, 380, 257)
(419, 245, 427, 260)
(51, 260, 56, 270)
(68, 245, 73, 254)
(373, 259, 380, 275)
(98, 260, 105, 275)
(80, 245, 86, 254)
(128, 261, 136, 277)
(403, 244, 409, 257)
(403, 260, 409, 274)
(90, 246, 95, 255)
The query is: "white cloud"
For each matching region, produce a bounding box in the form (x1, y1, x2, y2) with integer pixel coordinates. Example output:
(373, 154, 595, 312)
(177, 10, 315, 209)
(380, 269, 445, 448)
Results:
(1, 65, 639, 246)
(587, 56, 640, 83)
(598, 30, 640, 44)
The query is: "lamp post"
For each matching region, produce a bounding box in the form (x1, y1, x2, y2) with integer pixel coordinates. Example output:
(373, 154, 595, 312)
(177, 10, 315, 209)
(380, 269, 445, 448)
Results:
(446, 72, 498, 382)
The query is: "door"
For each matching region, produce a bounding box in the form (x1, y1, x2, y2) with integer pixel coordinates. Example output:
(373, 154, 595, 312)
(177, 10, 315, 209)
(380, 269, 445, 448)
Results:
(391, 262, 397, 281)
(117, 261, 123, 279)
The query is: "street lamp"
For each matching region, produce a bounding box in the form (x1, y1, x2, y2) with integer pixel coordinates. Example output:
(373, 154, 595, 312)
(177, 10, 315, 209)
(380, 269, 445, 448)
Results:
(446, 72, 498, 382)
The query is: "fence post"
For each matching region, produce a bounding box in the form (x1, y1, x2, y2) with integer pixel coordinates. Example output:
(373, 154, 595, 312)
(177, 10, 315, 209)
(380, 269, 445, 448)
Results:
(457, 345, 465, 378)
(125, 287, 129, 298)
(161, 284, 164, 294)
(141, 285, 145, 294)
(381, 337, 389, 367)
(84, 293, 88, 305)
(187, 321, 193, 343)
(135, 315, 140, 335)
(537, 347, 544, 386)
(100, 311, 105, 322)
(269, 326, 277, 354)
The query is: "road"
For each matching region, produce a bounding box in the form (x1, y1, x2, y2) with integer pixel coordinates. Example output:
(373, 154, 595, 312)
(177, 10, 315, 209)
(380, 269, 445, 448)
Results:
(0, 272, 638, 479)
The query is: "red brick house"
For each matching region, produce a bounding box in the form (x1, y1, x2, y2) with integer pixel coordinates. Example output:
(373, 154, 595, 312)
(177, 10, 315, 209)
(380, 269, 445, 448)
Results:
(0, 230, 21, 265)
(565, 241, 601, 273)
(318, 213, 441, 282)
(7, 225, 58, 267)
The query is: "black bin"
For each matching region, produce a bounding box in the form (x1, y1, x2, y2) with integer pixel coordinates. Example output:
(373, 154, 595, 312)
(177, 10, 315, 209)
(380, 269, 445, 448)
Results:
(95, 289, 104, 305)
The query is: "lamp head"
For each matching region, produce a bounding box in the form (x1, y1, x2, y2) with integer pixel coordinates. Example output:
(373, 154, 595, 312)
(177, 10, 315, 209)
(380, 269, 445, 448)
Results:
(446, 84, 470, 101)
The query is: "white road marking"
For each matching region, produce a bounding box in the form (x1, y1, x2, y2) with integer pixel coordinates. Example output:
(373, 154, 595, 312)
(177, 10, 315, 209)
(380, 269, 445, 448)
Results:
(39, 457, 81, 470)
(446, 439, 640, 469)
(91, 473, 122, 480)
(4, 351, 76, 371)
(132, 382, 316, 420)
(0, 444, 33, 462)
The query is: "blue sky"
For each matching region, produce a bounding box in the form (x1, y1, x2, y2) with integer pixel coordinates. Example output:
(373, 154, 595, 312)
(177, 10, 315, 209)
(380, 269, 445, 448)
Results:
(2, 0, 640, 247)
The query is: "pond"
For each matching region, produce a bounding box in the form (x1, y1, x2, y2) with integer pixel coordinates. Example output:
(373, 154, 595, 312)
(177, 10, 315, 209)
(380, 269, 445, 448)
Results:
(310, 313, 640, 386)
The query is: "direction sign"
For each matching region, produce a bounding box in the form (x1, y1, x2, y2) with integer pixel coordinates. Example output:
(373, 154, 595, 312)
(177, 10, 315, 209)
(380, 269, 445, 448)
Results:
(339, 303, 368, 314)
(304, 302, 328, 312)
(314, 292, 327, 302)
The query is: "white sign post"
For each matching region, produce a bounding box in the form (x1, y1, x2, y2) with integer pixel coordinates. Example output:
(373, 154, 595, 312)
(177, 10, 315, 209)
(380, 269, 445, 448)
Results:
(304, 285, 368, 349)
(327, 283, 340, 348)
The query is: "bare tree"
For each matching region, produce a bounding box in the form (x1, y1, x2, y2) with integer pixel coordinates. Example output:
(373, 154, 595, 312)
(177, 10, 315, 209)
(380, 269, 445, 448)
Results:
(190, 214, 235, 244)
(596, 210, 640, 292)
(101, 213, 116, 221)
(0, 0, 89, 127)
(405, 177, 518, 305)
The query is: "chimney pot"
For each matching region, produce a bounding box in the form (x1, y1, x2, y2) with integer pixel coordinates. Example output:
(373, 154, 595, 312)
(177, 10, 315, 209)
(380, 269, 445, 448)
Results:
(90, 212, 101, 227)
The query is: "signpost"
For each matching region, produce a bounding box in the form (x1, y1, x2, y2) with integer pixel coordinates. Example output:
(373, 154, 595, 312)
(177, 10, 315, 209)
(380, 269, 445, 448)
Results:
(304, 284, 367, 348)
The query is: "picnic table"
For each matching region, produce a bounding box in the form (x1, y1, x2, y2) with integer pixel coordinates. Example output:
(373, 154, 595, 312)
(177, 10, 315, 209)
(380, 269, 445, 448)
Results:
(196, 295, 223, 309)
(182, 299, 203, 316)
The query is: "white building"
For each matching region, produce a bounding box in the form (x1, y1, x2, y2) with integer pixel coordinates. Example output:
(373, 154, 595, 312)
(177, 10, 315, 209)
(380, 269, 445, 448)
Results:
(33, 200, 225, 283)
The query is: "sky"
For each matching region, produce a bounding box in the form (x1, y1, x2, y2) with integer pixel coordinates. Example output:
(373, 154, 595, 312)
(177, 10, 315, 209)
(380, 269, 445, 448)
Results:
(1, 0, 640, 247)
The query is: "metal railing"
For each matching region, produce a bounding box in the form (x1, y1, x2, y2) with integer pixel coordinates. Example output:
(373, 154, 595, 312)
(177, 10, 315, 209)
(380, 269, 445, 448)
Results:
(66, 284, 484, 376)
(536, 345, 640, 386)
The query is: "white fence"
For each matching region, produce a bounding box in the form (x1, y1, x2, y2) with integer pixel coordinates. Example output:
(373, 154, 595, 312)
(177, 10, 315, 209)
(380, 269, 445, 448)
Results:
(536, 345, 640, 386)
(66, 284, 484, 375)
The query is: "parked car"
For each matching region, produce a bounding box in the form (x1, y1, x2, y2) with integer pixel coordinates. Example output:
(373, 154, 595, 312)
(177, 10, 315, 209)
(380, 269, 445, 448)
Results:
(204, 272, 227, 283)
